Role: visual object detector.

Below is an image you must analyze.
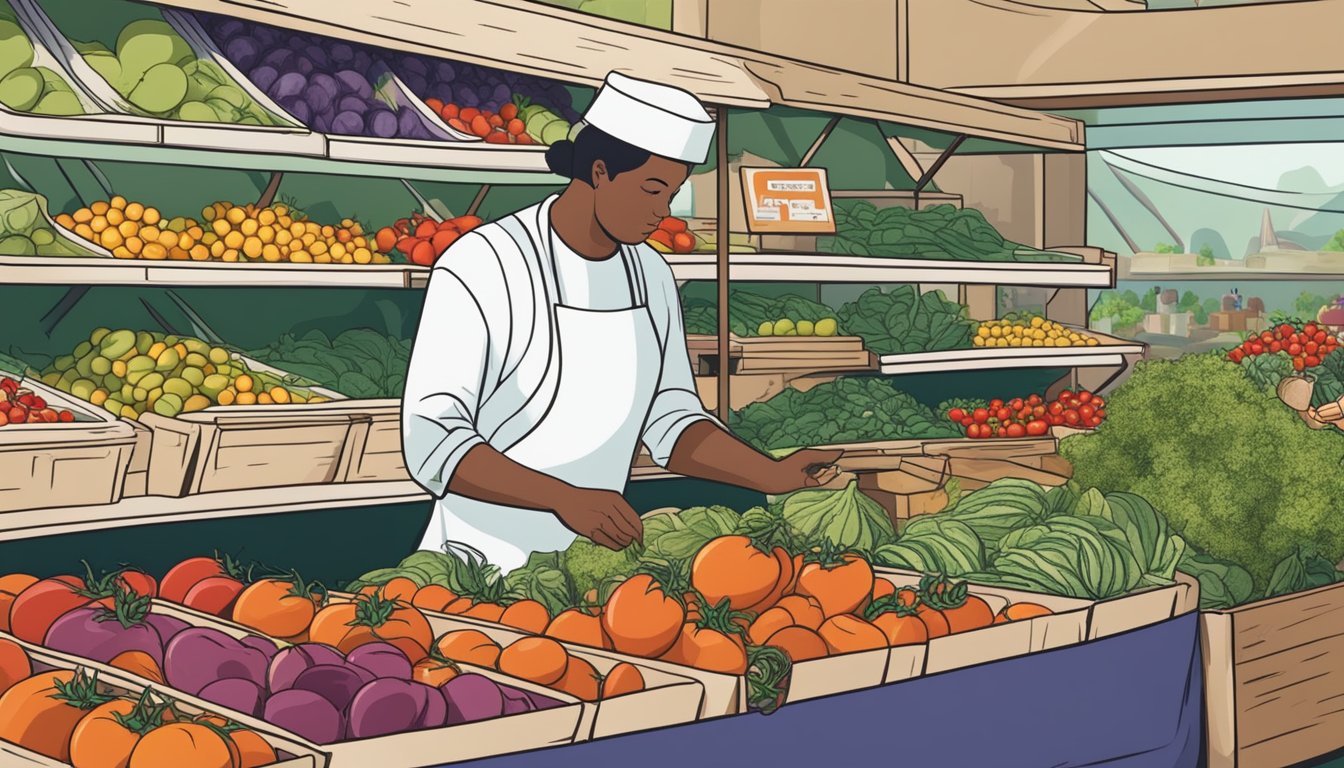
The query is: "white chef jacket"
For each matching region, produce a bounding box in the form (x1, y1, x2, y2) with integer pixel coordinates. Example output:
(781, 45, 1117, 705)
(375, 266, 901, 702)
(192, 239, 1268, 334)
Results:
(401, 196, 716, 500)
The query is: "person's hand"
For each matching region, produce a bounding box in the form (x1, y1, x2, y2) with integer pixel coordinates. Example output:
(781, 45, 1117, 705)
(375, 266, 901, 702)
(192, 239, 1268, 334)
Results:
(762, 448, 845, 494)
(552, 486, 644, 551)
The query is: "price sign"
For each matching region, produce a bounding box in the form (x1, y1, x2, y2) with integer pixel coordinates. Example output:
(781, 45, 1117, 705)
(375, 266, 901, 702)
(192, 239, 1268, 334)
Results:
(740, 167, 836, 234)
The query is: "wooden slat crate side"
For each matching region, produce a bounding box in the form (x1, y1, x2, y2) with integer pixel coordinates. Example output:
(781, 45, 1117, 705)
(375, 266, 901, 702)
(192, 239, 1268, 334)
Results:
(346, 417, 410, 482)
(195, 419, 357, 494)
(0, 440, 133, 511)
(1230, 581, 1344, 663)
(1235, 632, 1344, 768)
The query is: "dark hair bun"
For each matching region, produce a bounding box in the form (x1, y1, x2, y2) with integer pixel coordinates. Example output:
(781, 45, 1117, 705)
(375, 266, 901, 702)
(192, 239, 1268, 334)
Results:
(545, 140, 576, 178)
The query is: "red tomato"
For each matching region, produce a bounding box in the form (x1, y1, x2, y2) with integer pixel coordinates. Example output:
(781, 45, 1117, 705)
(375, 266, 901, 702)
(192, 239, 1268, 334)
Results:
(1026, 419, 1049, 436)
(1269, 341, 1282, 353)
(8, 576, 91, 644)
(1009, 398, 1024, 411)
(1063, 411, 1081, 426)
(31, 397, 45, 410)
(1032, 405, 1046, 418)
(1005, 423, 1026, 438)
(1250, 343, 1264, 355)
(996, 426, 1007, 438)
(1288, 343, 1303, 356)
(431, 229, 459, 254)
(1228, 348, 1246, 363)
(1059, 390, 1073, 401)
(1077, 392, 1092, 404)
(1294, 357, 1307, 371)
(1305, 323, 1319, 336)
(1278, 324, 1295, 338)
(972, 408, 989, 424)
(1079, 404, 1096, 419)
(947, 408, 966, 422)
(160, 557, 228, 603)
(117, 570, 157, 599)
(989, 399, 1003, 409)
(1048, 402, 1064, 416)
(1260, 331, 1275, 344)
(1095, 410, 1106, 419)
(1306, 355, 1321, 368)
(411, 240, 435, 266)
(1315, 331, 1328, 344)
(995, 407, 1011, 422)
(1306, 341, 1320, 355)
(966, 424, 980, 439)
(8, 406, 25, 423)
(960, 417, 974, 428)
(1049, 415, 1064, 426)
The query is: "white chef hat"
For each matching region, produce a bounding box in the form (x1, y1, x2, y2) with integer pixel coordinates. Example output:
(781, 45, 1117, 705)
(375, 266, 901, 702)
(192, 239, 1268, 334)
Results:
(581, 72, 715, 165)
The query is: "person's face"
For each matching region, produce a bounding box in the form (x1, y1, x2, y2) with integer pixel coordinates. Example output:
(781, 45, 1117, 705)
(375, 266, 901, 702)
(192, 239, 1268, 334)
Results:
(590, 155, 691, 245)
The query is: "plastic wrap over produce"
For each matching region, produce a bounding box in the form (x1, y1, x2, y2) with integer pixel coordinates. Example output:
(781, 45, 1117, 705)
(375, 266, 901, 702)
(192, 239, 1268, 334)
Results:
(195, 13, 461, 141)
(0, 0, 98, 115)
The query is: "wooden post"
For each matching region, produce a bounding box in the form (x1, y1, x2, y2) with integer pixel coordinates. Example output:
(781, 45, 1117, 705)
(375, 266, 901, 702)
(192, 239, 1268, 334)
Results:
(715, 107, 731, 423)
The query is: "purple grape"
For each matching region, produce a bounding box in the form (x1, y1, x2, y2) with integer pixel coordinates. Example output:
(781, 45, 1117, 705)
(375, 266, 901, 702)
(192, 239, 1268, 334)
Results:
(330, 43, 354, 64)
(309, 113, 330, 132)
(293, 56, 314, 76)
(331, 110, 363, 134)
(353, 50, 371, 72)
(369, 109, 397, 138)
(400, 72, 426, 96)
(280, 97, 310, 124)
(287, 35, 308, 50)
(304, 44, 328, 69)
(309, 73, 338, 98)
(397, 106, 428, 138)
(492, 83, 512, 105)
(336, 96, 366, 114)
(304, 83, 332, 114)
(334, 70, 371, 99)
(249, 65, 278, 93)
(272, 71, 307, 100)
(456, 86, 478, 107)
(217, 18, 244, 41)
(257, 26, 281, 46)
(261, 49, 291, 70)
(474, 83, 492, 100)
(400, 55, 428, 78)
(224, 37, 259, 70)
(434, 61, 456, 83)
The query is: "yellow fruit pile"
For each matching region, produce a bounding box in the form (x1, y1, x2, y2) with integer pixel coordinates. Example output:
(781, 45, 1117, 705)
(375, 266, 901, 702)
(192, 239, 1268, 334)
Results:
(200, 202, 390, 265)
(55, 197, 390, 265)
(756, 318, 839, 337)
(974, 316, 1100, 348)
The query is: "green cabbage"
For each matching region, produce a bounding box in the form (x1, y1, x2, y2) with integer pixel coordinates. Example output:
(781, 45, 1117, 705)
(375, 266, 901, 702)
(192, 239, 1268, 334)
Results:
(776, 480, 894, 553)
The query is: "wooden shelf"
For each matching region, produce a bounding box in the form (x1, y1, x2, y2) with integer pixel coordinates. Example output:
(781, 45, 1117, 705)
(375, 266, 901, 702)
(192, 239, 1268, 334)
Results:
(141, 0, 1084, 151)
(0, 255, 430, 289)
(877, 338, 1144, 375)
(667, 252, 1115, 287)
(0, 112, 558, 186)
(0, 481, 430, 540)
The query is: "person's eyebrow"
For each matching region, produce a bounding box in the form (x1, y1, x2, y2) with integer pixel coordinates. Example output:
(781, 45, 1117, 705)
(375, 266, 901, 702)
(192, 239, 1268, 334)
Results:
(644, 177, 669, 188)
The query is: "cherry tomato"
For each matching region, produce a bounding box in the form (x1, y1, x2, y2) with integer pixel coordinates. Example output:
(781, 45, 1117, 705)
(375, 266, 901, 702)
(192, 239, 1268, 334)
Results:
(995, 407, 1011, 422)
(1009, 398, 1024, 411)
(948, 407, 966, 422)
(1251, 343, 1264, 354)
(1294, 357, 1307, 371)
(1063, 410, 1081, 426)
(1306, 355, 1321, 368)
(1305, 323, 1319, 337)
(1033, 405, 1046, 417)
(1005, 423, 1026, 438)
(972, 408, 990, 424)
(996, 426, 1007, 438)
(1079, 404, 1096, 419)
(1048, 402, 1064, 416)
(961, 417, 974, 427)
(1026, 419, 1049, 436)
(989, 399, 1004, 410)
(1027, 394, 1043, 406)
(1078, 392, 1093, 404)
(1278, 324, 1295, 338)
(1228, 348, 1246, 363)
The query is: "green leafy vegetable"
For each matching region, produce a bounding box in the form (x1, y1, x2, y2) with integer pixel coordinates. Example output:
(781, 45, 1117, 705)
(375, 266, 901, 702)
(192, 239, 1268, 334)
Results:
(681, 289, 842, 337)
(775, 480, 894, 553)
(1177, 552, 1254, 610)
(873, 516, 984, 576)
(504, 551, 579, 616)
(835, 286, 974, 356)
(820, 201, 1082, 264)
(560, 538, 638, 596)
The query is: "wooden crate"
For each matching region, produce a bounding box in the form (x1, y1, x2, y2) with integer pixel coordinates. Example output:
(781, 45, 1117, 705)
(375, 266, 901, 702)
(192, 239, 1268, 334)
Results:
(0, 374, 136, 513)
(340, 398, 408, 482)
(685, 334, 876, 375)
(1202, 581, 1344, 768)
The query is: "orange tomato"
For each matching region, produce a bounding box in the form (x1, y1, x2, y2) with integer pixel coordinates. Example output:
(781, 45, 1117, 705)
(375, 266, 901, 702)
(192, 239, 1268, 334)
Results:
(870, 579, 896, 604)
(128, 723, 234, 768)
(744, 547, 796, 616)
(661, 624, 747, 674)
(8, 576, 91, 645)
(499, 600, 550, 634)
(410, 585, 458, 612)
(434, 630, 501, 668)
(431, 229, 459, 255)
(774, 595, 825, 631)
(1000, 602, 1053, 622)
(378, 577, 419, 603)
(463, 602, 505, 623)
(747, 607, 795, 646)
(942, 596, 995, 634)
(602, 575, 684, 658)
(659, 217, 687, 234)
(764, 626, 829, 662)
(646, 229, 674, 250)
(0, 638, 31, 696)
(0, 670, 102, 761)
(498, 638, 569, 686)
(671, 232, 696, 254)
(692, 536, 780, 612)
(308, 595, 433, 662)
(600, 662, 645, 699)
(554, 656, 600, 701)
(228, 729, 278, 768)
(107, 651, 163, 685)
(413, 658, 460, 687)
(69, 699, 151, 768)
(231, 575, 323, 639)
(545, 609, 606, 649)
(916, 604, 950, 639)
(0, 574, 38, 633)
(453, 215, 483, 232)
(871, 611, 929, 647)
(818, 615, 888, 655)
(796, 556, 873, 619)
(442, 597, 473, 615)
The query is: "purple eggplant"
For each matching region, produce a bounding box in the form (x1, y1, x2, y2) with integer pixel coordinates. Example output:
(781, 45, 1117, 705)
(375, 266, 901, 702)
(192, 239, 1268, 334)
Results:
(347, 679, 445, 738)
(292, 664, 373, 712)
(440, 674, 506, 725)
(44, 607, 164, 668)
(264, 689, 344, 745)
(345, 643, 412, 681)
(144, 613, 190, 645)
(198, 677, 266, 717)
(163, 627, 268, 697)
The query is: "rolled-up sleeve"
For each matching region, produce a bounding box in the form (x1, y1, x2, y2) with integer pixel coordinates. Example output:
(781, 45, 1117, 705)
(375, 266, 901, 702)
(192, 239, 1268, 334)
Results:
(639, 254, 719, 466)
(401, 250, 494, 497)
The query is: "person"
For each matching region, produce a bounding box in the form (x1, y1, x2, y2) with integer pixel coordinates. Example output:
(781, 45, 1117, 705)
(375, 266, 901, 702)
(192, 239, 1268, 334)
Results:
(402, 71, 840, 573)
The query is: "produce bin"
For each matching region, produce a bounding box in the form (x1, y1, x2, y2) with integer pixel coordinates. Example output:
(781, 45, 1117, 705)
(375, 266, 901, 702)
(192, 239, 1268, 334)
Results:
(135, 357, 403, 496)
(0, 637, 323, 768)
(684, 334, 875, 376)
(18, 0, 322, 155)
(52, 601, 589, 767)
(0, 372, 136, 513)
(1201, 580, 1344, 768)
(325, 597, 708, 739)
(411, 609, 890, 717)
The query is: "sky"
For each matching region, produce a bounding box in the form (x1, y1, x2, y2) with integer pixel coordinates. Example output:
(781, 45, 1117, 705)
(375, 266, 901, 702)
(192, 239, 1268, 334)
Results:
(1121, 144, 1344, 191)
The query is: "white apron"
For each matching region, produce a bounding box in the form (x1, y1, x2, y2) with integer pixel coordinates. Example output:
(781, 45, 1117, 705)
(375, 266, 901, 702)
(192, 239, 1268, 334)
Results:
(418, 204, 661, 573)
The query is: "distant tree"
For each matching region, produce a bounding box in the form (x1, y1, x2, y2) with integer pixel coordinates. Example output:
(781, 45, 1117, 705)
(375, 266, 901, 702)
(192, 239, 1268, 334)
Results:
(1296, 291, 1334, 317)
(1196, 245, 1216, 267)
(1154, 242, 1181, 254)
(1140, 289, 1158, 312)
(1325, 229, 1344, 252)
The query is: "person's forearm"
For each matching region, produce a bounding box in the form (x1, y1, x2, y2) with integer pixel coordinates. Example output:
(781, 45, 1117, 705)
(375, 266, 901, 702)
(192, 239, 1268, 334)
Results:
(665, 420, 782, 493)
(447, 443, 573, 511)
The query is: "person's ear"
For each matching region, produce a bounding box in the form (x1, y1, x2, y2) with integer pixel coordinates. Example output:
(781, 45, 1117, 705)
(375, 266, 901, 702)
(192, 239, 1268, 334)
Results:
(591, 159, 608, 187)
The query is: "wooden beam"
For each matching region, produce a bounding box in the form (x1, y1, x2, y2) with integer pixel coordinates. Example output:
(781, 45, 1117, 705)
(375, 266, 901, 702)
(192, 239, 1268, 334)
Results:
(884, 135, 926, 182)
(905, 0, 1344, 108)
(142, 0, 1085, 151)
(799, 116, 840, 168)
(715, 108, 731, 424)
